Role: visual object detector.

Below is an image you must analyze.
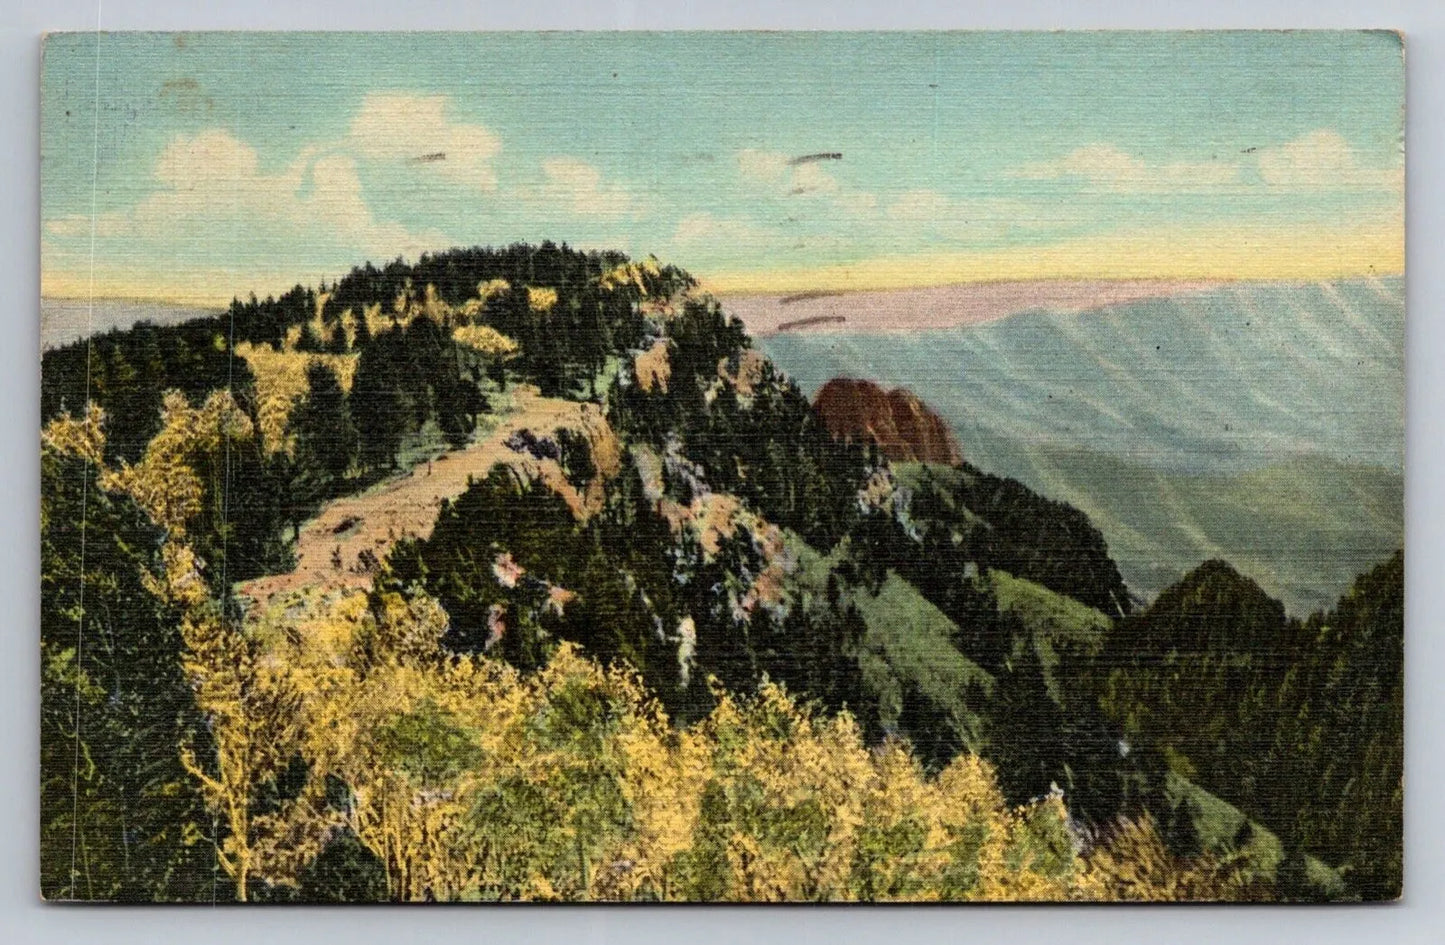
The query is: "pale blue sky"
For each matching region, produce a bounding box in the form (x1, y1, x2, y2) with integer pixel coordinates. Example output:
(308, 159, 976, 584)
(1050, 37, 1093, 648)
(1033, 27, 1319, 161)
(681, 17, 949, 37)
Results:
(41, 31, 1404, 302)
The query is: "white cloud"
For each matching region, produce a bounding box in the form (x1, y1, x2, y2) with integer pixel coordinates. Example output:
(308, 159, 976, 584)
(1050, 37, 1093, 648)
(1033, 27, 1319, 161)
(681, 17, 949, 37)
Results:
(790, 161, 840, 195)
(1012, 132, 1402, 197)
(736, 149, 789, 184)
(306, 153, 444, 255)
(1256, 129, 1402, 191)
(154, 126, 267, 190)
(43, 96, 657, 289)
(673, 212, 785, 248)
(735, 148, 842, 195)
(833, 190, 879, 215)
(347, 93, 501, 191)
(46, 93, 502, 263)
(540, 157, 637, 217)
(47, 128, 446, 263)
(1012, 143, 1241, 194)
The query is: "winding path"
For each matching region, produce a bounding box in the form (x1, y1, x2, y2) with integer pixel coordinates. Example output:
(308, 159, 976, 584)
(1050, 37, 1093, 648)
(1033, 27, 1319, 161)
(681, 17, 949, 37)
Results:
(236, 387, 586, 609)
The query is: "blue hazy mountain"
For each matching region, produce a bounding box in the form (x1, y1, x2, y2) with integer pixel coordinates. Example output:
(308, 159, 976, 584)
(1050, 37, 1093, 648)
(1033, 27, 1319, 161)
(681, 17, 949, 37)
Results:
(41, 297, 222, 350)
(755, 277, 1404, 614)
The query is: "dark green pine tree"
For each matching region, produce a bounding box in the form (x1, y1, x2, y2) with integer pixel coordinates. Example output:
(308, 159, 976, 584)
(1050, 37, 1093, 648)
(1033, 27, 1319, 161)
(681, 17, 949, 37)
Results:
(351, 332, 409, 471)
(40, 448, 223, 901)
(292, 361, 359, 500)
(295, 319, 323, 353)
(351, 308, 372, 349)
(430, 360, 474, 449)
(983, 641, 1068, 803)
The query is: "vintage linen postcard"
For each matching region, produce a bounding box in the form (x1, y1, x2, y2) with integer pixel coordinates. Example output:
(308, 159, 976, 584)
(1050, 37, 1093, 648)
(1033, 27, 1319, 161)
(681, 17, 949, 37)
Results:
(40, 31, 1402, 902)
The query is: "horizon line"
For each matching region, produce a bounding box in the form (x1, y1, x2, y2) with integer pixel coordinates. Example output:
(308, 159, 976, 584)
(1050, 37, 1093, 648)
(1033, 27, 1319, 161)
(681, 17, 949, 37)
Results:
(41, 220, 1404, 307)
(39, 267, 1409, 310)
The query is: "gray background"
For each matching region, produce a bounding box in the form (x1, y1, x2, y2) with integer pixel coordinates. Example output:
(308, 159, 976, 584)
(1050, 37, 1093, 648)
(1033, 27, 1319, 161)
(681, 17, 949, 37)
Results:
(3, 2, 1441, 942)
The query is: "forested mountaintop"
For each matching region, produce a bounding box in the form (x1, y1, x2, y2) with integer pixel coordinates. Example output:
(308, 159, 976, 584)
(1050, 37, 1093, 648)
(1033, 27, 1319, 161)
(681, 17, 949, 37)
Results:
(42, 243, 1400, 902)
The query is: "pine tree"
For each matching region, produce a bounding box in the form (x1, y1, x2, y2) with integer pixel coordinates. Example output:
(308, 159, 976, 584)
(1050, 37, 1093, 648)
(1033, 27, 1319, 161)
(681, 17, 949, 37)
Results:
(41, 438, 219, 901)
(351, 308, 372, 349)
(351, 333, 408, 471)
(293, 361, 359, 498)
(296, 320, 323, 353)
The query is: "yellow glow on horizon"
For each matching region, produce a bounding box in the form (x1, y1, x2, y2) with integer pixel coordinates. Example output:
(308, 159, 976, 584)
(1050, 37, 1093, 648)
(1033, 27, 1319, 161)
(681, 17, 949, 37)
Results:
(41, 264, 318, 309)
(42, 219, 1403, 306)
(701, 219, 1404, 296)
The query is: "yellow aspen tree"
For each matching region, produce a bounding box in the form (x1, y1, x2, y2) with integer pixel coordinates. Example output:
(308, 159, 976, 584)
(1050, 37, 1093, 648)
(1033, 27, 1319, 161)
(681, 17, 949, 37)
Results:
(99, 391, 305, 902)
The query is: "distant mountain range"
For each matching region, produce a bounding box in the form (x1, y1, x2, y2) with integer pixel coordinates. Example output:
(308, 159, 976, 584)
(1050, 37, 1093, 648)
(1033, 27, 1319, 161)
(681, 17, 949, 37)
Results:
(41, 297, 221, 350)
(755, 277, 1404, 614)
(722, 278, 1225, 336)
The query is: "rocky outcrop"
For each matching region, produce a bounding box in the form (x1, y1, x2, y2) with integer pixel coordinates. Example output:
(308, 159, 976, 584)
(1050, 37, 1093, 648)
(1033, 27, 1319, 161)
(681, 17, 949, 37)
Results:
(634, 340, 671, 393)
(813, 377, 963, 466)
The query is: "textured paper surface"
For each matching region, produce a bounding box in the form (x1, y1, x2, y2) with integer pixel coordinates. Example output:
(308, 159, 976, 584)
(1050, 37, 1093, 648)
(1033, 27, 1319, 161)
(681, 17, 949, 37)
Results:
(39, 31, 1403, 903)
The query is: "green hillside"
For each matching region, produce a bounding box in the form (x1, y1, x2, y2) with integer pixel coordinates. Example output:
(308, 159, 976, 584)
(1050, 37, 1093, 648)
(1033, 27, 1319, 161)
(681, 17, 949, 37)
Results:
(987, 442, 1402, 615)
(1162, 771, 1346, 899)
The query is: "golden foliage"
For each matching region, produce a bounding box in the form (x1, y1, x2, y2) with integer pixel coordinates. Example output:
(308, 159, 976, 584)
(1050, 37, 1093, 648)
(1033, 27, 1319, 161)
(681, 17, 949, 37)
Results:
(455, 280, 511, 324)
(237, 342, 357, 455)
(599, 258, 662, 296)
(359, 302, 393, 339)
(420, 284, 453, 323)
(45, 397, 299, 900)
(527, 286, 559, 314)
(104, 390, 254, 536)
(194, 582, 1120, 902)
(41, 400, 106, 467)
(477, 278, 511, 303)
(176, 595, 310, 902)
(46, 398, 1248, 904)
(452, 324, 519, 358)
(1082, 814, 1264, 902)
(647, 687, 1097, 903)
(121, 392, 307, 901)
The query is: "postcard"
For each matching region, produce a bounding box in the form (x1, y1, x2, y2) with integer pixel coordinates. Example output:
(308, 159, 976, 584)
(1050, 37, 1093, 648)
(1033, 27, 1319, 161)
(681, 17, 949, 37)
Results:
(40, 31, 1403, 902)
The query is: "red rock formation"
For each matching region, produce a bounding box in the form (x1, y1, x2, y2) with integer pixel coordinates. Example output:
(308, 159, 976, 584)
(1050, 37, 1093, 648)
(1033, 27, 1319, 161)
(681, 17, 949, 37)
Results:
(813, 377, 963, 466)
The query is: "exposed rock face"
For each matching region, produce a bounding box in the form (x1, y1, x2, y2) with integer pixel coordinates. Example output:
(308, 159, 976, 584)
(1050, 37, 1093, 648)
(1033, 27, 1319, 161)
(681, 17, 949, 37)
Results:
(634, 340, 671, 393)
(813, 377, 963, 466)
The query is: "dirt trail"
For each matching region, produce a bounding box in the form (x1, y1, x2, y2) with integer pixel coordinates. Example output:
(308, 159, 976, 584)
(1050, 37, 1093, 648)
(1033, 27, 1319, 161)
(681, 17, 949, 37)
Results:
(236, 387, 589, 609)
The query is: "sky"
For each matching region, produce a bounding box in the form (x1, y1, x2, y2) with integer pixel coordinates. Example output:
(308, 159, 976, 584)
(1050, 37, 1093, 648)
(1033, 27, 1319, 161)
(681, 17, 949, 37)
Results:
(41, 31, 1404, 305)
